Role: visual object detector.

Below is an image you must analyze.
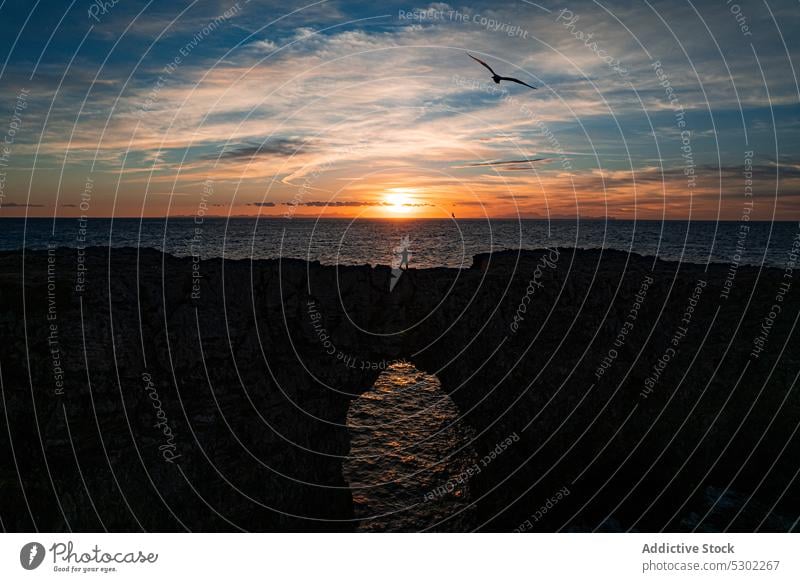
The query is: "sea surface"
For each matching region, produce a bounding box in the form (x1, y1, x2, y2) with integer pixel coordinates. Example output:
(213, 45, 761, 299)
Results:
(0, 217, 798, 268)
(342, 362, 477, 532)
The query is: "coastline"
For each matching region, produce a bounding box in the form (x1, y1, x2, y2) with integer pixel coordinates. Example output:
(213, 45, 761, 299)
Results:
(0, 247, 797, 532)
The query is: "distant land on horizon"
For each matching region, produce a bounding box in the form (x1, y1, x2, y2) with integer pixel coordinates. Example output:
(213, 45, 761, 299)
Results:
(5, 215, 800, 222)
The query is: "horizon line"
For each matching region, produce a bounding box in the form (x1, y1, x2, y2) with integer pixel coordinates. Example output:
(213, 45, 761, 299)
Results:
(1, 216, 799, 222)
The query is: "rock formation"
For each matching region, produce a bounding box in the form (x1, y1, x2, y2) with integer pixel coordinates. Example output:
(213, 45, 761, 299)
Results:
(1, 247, 797, 531)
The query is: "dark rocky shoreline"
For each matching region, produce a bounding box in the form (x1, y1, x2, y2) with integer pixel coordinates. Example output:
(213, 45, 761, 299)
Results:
(1, 246, 798, 532)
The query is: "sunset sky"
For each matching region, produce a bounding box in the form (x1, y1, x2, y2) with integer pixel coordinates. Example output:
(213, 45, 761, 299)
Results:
(0, 0, 798, 219)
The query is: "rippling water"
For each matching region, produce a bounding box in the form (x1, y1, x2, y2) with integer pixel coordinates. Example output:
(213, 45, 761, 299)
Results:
(2, 217, 798, 267)
(342, 362, 477, 532)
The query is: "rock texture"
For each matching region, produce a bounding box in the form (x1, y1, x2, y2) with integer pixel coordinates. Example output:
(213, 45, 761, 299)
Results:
(0, 246, 798, 531)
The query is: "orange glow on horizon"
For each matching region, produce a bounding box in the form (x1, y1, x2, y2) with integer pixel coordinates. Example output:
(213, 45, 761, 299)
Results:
(4, 170, 799, 221)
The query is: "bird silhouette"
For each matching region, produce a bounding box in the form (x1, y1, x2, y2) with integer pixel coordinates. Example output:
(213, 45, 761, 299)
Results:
(467, 53, 537, 90)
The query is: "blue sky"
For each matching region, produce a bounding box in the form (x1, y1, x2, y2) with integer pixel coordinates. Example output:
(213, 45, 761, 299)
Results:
(0, 0, 798, 218)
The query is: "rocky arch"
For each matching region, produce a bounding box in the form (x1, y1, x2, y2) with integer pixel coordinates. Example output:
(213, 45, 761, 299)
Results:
(0, 247, 798, 531)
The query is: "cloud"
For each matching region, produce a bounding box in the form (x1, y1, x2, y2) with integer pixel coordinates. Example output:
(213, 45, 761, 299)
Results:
(283, 201, 432, 207)
(212, 137, 314, 161)
(1, 203, 44, 208)
(454, 157, 550, 170)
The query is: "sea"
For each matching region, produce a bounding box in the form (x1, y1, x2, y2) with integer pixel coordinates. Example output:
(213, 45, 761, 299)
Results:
(0, 217, 798, 268)
(3, 217, 797, 530)
(342, 361, 478, 532)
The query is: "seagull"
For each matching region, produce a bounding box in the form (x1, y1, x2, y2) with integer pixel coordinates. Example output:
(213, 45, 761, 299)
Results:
(467, 53, 537, 90)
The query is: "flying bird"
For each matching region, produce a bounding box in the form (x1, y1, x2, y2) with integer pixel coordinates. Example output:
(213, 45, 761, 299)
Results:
(468, 53, 537, 90)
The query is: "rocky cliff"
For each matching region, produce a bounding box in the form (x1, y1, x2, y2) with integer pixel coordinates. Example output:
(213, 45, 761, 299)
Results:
(1, 247, 798, 531)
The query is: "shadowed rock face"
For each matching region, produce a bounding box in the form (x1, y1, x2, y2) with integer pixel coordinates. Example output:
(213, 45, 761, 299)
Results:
(0, 247, 798, 532)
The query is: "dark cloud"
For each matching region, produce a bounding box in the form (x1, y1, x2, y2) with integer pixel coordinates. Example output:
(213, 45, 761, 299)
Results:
(626, 162, 800, 187)
(547, 160, 800, 201)
(493, 194, 535, 200)
(490, 164, 548, 172)
(455, 158, 549, 170)
(248, 202, 276, 207)
(1, 202, 44, 208)
(212, 138, 313, 161)
(283, 201, 432, 207)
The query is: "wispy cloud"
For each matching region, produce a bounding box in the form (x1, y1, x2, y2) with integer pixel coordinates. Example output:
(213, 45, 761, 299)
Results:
(284, 200, 433, 207)
(454, 157, 549, 169)
(211, 137, 314, 160)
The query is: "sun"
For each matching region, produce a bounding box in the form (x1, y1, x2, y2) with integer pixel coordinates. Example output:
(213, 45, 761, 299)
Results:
(383, 188, 416, 213)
